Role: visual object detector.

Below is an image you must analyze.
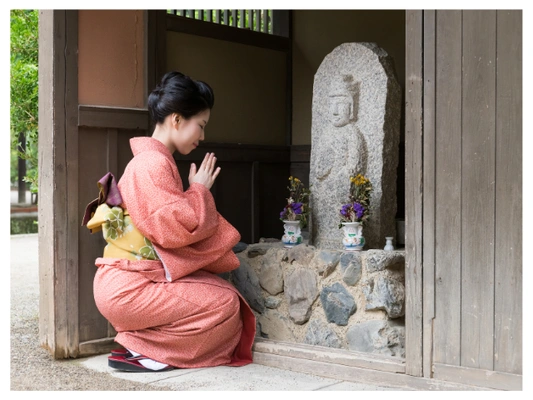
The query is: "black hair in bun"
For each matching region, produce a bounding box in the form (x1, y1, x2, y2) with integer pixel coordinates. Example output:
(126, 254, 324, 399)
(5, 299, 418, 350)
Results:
(148, 71, 215, 124)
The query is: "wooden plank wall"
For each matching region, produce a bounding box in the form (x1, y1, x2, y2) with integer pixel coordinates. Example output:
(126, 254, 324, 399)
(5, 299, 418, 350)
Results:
(78, 126, 138, 345)
(493, 10, 522, 376)
(429, 10, 522, 379)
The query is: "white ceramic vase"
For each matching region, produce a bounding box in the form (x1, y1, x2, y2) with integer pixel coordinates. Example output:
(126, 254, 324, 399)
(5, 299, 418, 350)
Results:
(384, 236, 394, 251)
(281, 220, 302, 248)
(341, 221, 365, 251)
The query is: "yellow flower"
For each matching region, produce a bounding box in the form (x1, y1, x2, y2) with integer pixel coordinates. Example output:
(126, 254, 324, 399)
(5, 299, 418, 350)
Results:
(353, 174, 369, 186)
(294, 177, 301, 183)
(289, 176, 293, 180)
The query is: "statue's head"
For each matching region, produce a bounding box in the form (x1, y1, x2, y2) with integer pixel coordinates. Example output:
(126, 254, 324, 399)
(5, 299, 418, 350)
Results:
(327, 74, 360, 127)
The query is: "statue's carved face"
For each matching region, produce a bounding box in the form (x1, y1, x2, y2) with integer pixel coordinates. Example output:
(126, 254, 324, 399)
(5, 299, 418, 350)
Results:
(328, 95, 353, 127)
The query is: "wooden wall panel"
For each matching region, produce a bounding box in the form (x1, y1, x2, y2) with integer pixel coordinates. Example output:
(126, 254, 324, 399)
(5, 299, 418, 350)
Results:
(77, 128, 111, 342)
(429, 10, 521, 378)
(460, 10, 496, 371)
(433, 10, 463, 367)
(174, 145, 291, 244)
(494, 10, 522, 375)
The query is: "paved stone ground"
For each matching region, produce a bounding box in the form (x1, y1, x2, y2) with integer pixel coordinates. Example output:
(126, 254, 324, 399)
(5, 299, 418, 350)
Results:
(9, 233, 404, 391)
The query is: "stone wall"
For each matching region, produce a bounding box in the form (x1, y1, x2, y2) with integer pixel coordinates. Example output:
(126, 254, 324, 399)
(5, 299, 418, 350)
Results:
(225, 241, 406, 358)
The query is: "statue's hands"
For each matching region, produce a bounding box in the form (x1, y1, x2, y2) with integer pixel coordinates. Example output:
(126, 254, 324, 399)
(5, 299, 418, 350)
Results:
(189, 152, 221, 190)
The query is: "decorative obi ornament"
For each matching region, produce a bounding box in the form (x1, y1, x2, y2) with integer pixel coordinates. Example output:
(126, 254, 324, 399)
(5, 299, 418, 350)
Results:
(281, 220, 302, 248)
(341, 221, 365, 251)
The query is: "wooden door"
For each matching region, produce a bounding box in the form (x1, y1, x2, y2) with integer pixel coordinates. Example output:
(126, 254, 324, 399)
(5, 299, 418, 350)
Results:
(406, 10, 522, 390)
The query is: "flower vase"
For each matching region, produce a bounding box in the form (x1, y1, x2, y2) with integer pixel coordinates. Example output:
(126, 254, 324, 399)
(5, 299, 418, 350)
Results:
(341, 222, 365, 251)
(281, 220, 302, 248)
(384, 237, 394, 251)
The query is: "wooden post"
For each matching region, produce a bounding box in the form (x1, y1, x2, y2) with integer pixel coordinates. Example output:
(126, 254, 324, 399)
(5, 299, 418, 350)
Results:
(38, 10, 80, 358)
(405, 9, 424, 377)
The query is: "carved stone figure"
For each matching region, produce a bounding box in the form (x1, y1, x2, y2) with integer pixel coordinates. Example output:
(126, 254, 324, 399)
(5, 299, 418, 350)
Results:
(309, 43, 401, 250)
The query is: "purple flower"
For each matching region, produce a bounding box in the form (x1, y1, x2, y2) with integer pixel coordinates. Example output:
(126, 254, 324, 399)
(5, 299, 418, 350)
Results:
(340, 204, 351, 217)
(292, 202, 303, 214)
(353, 202, 365, 219)
(280, 210, 286, 218)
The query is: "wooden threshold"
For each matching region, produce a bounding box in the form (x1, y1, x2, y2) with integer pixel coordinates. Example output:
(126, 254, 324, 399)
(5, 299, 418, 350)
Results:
(253, 337, 405, 374)
(252, 350, 497, 391)
(432, 363, 522, 391)
(78, 337, 117, 358)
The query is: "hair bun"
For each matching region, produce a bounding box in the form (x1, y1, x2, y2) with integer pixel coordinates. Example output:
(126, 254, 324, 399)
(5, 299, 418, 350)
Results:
(148, 71, 215, 124)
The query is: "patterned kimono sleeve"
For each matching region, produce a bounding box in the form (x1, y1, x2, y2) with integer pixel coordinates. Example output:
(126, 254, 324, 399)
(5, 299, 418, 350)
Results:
(119, 152, 219, 249)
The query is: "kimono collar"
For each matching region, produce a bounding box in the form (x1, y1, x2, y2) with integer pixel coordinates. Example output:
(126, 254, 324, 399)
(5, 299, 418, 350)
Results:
(130, 137, 174, 160)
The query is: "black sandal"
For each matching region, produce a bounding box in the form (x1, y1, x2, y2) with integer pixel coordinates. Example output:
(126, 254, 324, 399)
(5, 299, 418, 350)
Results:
(108, 355, 175, 372)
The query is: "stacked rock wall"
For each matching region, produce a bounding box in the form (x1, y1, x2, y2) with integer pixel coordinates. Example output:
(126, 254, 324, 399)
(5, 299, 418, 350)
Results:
(226, 242, 406, 358)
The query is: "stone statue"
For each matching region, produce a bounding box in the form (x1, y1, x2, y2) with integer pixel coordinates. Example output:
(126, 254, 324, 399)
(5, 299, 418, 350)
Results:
(309, 43, 401, 250)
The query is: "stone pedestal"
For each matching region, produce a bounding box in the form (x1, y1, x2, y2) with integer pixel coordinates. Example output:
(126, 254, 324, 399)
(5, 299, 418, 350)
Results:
(309, 42, 401, 250)
(227, 242, 406, 358)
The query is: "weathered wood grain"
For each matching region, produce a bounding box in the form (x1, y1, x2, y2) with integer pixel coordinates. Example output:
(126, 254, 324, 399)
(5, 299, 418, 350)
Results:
(461, 10, 496, 371)
(404, 9, 424, 377)
(422, 8, 436, 379)
(434, 9, 463, 367)
(494, 10, 522, 375)
(433, 363, 521, 391)
(253, 338, 405, 374)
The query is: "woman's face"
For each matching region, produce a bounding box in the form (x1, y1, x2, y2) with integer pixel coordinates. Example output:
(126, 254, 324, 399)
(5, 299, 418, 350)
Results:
(171, 109, 210, 155)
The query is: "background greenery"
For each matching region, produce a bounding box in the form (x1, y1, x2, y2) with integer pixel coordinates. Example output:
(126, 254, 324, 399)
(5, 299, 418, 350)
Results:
(10, 9, 39, 194)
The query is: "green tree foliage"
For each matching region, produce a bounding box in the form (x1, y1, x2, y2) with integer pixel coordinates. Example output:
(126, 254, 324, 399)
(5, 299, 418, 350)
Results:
(10, 9, 38, 193)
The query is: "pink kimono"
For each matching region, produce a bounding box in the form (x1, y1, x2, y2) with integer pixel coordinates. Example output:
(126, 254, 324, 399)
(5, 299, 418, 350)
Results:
(93, 137, 255, 368)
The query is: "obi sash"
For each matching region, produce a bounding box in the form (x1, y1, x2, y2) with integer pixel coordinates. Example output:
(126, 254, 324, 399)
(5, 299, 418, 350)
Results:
(82, 172, 159, 262)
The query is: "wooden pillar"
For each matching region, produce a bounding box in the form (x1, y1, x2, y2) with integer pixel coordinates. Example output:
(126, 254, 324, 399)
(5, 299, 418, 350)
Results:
(38, 10, 79, 358)
(404, 9, 424, 377)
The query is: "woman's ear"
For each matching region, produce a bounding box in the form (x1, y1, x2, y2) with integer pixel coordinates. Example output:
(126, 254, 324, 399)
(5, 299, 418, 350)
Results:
(171, 113, 181, 129)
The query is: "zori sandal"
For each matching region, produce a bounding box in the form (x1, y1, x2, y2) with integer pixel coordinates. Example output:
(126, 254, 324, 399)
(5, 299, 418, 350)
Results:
(108, 355, 175, 372)
(110, 348, 132, 357)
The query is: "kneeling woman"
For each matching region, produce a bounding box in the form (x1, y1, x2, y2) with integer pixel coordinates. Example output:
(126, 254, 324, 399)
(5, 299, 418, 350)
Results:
(86, 71, 255, 372)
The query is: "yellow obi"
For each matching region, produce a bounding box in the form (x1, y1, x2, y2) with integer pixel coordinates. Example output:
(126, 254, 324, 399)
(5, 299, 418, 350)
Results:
(86, 203, 159, 261)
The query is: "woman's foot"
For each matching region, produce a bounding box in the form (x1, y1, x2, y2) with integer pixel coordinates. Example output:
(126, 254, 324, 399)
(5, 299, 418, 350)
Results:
(110, 348, 132, 357)
(108, 348, 174, 372)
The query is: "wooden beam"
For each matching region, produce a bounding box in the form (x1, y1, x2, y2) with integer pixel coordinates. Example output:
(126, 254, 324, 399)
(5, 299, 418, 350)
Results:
(404, 9, 424, 377)
(166, 14, 290, 52)
(253, 352, 494, 391)
(78, 105, 150, 130)
(433, 363, 522, 391)
(253, 338, 405, 374)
